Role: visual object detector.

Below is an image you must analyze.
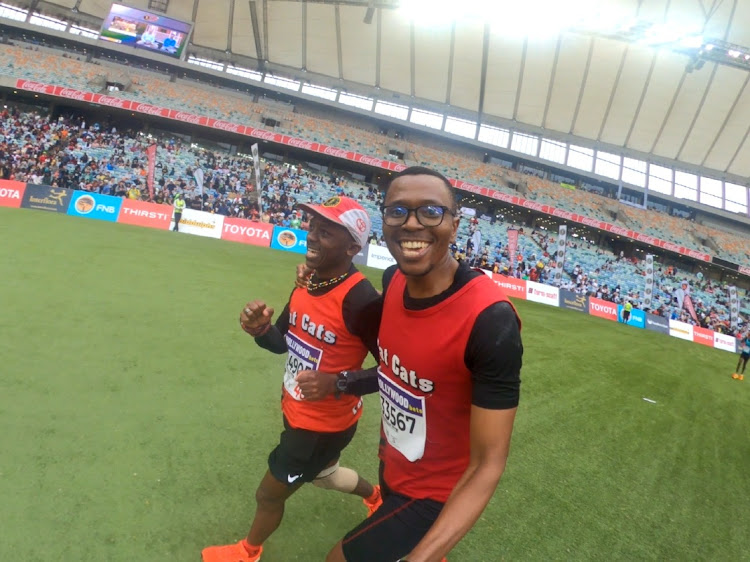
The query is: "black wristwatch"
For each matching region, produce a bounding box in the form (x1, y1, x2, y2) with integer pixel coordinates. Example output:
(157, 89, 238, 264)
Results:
(334, 370, 349, 399)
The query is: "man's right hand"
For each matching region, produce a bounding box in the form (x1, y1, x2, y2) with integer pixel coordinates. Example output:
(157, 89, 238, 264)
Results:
(296, 370, 337, 401)
(240, 300, 274, 335)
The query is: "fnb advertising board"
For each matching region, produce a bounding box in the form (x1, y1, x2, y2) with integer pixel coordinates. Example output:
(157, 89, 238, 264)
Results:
(171, 208, 224, 238)
(558, 289, 587, 312)
(526, 281, 559, 307)
(645, 313, 669, 334)
(270, 226, 308, 254)
(489, 274, 526, 300)
(588, 297, 618, 321)
(221, 218, 273, 247)
(0, 180, 26, 207)
(118, 199, 172, 229)
(21, 184, 72, 213)
(67, 191, 123, 222)
(617, 305, 646, 329)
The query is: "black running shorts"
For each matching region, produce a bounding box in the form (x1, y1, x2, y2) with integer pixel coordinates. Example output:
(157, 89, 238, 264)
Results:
(267, 416, 357, 486)
(341, 486, 444, 561)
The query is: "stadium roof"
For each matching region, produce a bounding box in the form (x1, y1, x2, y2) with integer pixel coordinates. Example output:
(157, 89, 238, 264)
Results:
(23, 0, 750, 182)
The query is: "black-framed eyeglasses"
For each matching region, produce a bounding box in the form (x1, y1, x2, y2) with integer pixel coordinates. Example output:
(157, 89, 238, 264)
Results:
(381, 205, 455, 227)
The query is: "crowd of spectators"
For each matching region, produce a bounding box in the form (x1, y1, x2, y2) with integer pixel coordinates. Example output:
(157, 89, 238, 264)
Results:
(1, 107, 746, 337)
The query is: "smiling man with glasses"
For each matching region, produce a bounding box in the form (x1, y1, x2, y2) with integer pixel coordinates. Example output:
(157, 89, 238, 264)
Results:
(297, 166, 524, 562)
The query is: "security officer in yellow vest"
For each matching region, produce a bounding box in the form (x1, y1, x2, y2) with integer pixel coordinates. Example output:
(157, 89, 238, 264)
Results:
(172, 192, 186, 232)
(622, 300, 633, 324)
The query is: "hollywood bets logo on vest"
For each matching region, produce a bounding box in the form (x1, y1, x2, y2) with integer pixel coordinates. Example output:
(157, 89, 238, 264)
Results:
(378, 342, 435, 393)
(289, 311, 337, 344)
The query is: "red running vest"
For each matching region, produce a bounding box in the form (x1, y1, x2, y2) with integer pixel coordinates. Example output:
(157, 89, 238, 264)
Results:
(377, 269, 517, 502)
(281, 272, 369, 433)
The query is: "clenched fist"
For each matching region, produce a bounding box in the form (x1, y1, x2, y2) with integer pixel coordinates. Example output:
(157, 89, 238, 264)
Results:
(240, 300, 275, 336)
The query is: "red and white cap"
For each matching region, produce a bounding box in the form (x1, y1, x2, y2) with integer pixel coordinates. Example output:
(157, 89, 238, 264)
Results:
(298, 196, 371, 248)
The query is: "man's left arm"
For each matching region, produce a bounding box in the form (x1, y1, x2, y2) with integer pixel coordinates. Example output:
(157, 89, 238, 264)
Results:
(401, 406, 516, 562)
(404, 301, 522, 561)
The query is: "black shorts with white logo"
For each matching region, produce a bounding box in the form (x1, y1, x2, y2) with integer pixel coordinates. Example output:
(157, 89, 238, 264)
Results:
(341, 472, 444, 561)
(267, 415, 358, 486)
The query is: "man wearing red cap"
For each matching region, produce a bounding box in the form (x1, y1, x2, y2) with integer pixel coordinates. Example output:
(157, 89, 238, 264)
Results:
(202, 196, 383, 562)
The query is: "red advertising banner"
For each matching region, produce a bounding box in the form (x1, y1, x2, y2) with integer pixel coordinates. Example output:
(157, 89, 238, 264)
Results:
(489, 273, 527, 300)
(588, 297, 618, 321)
(0, 179, 26, 207)
(221, 217, 273, 247)
(692, 326, 715, 347)
(146, 144, 156, 201)
(10, 78, 718, 265)
(118, 199, 172, 229)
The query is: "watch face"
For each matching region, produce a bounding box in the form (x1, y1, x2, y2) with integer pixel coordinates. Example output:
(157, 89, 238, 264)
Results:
(336, 376, 347, 391)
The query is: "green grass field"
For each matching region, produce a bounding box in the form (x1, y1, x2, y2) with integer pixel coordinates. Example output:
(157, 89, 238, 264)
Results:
(2, 206, 749, 561)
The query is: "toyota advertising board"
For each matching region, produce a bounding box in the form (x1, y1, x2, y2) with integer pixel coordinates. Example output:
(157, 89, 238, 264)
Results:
(490, 274, 527, 300)
(669, 319, 694, 341)
(170, 208, 224, 238)
(559, 289, 587, 312)
(588, 297, 618, 321)
(645, 313, 670, 334)
(67, 191, 123, 222)
(21, 184, 72, 213)
(0, 180, 26, 208)
(366, 244, 396, 270)
(270, 226, 308, 254)
(692, 326, 715, 347)
(526, 281, 559, 307)
(118, 199, 172, 229)
(221, 218, 273, 247)
(617, 305, 646, 329)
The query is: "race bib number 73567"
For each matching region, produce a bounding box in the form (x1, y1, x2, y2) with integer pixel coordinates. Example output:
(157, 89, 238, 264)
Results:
(378, 368, 426, 462)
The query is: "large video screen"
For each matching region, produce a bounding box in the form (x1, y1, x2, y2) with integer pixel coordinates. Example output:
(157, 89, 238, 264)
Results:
(99, 3, 192, 60)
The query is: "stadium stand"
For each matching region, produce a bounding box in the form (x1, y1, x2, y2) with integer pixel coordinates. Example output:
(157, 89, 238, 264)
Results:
(0, 41, 747, 335)
(1, 41, 748, 271)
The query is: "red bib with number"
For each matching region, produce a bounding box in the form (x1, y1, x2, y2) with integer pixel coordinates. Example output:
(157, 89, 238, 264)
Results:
(281, 272, 368, 433)
(377, 269, 516, 502)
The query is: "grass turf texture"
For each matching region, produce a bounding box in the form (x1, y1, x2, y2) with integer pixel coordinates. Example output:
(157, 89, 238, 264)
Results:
(2, 206, 749, 561)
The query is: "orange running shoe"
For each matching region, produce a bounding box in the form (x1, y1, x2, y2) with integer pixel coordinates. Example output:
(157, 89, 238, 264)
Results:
(202, 541, 262, 562)
(363, 484, 383, 517)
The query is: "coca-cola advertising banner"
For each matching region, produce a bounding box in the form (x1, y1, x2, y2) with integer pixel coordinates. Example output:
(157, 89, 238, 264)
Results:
(19, 78, 746, 269)
(221, 218, 273, 247)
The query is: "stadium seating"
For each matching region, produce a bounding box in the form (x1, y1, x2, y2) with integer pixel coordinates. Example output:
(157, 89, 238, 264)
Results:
(0, 42, 747, 271)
